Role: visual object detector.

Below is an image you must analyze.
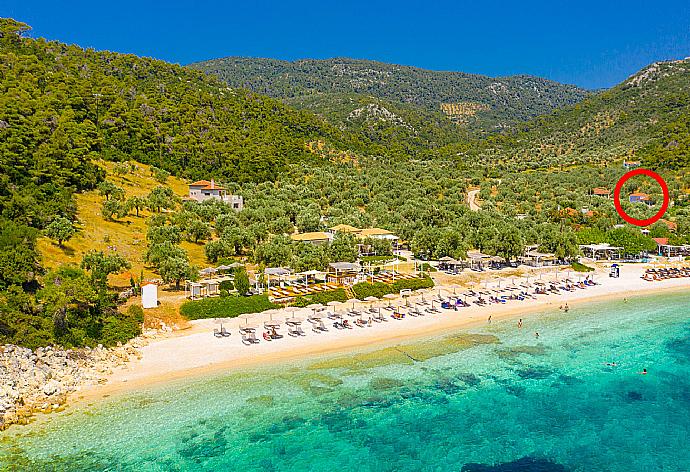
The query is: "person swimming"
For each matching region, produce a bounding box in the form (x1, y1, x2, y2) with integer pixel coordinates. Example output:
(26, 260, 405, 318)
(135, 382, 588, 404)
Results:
(518, 319, 523, 329)
(639, 368, 648, 375)
(535, 332, 540, 338)
(605, 362, 618, 367)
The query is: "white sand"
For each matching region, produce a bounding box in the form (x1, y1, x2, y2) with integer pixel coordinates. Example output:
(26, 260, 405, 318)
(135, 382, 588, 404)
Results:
(92, 264, 689, 398)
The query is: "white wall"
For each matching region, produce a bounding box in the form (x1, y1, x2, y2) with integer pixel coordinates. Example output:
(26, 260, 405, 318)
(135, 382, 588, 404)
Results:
(142, 284, 158, 309)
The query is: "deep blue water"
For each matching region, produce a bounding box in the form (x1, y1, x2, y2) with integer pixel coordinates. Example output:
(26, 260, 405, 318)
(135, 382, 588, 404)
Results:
(1, 292, 689, 471)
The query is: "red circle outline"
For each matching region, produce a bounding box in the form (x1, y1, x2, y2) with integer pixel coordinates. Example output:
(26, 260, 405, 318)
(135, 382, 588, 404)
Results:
(613, 169, 669, 227)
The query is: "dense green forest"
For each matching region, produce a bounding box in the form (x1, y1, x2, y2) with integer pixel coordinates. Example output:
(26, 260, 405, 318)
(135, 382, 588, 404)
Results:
(463, 59, 690, 170)
(189, 57, 589, 134)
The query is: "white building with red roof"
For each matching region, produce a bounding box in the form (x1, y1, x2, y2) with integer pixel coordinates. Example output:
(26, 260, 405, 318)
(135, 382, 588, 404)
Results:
(188, 179, 243, 210)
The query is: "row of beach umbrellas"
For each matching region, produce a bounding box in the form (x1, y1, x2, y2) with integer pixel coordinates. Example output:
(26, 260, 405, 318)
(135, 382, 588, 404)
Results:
(223, 270, 597, 329)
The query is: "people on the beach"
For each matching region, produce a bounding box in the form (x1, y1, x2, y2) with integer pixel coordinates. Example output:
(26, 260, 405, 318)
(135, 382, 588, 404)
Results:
(518, 319, 523, 329)
(564, 303, 569, 313)
(488, 315, 492, 324)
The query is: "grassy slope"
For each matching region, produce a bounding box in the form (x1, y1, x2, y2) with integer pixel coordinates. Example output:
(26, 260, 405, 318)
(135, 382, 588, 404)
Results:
(36, 161, 207, 289)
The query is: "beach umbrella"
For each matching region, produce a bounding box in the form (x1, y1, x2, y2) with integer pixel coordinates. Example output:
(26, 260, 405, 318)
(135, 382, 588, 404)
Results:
(326, 301, 342, 307)
(305, 302, 324, 316)
(286, 316, 303, 324)
(263, 308, 281, 321)
(346, 298, 362, 310)
(363, 296, 379, 303)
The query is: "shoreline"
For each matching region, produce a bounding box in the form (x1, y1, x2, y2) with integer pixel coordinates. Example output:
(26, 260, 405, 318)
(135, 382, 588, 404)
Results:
(75, 265, 690, 403)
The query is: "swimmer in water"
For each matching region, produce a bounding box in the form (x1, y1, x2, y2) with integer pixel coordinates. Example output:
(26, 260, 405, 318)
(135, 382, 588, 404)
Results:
(535, 332, 540, 338)
(640, 368, 648, 375)
(488, 315, 492, 324)
(564, 303, 569, 312)
(605, 362, 618, 367)
(518, 319, 523, 329)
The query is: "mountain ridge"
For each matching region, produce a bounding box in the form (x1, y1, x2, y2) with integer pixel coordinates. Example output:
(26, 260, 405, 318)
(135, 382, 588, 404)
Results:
(188, 56, 590, 134)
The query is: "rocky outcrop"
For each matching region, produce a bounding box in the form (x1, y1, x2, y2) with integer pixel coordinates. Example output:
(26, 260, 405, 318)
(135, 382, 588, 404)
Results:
(0, 339, 147, 430)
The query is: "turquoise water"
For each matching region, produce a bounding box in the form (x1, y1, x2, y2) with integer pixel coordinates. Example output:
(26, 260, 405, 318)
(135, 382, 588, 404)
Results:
(2, 292, 690, 471)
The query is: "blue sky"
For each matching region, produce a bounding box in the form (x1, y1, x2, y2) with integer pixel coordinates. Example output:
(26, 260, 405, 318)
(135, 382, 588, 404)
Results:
(3, 0, 690, 89)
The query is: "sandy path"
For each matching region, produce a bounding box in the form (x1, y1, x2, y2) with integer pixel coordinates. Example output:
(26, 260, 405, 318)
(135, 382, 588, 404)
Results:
(467, 189, 481, 211)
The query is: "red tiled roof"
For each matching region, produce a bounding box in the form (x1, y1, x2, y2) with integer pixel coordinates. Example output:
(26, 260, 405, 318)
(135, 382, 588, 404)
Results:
(592, 187, 610, 195)
(661, 219, 677, 230)
(189, 180, 212, 186)
(653, 237, 668, 246)
(630, 193, 650, 199)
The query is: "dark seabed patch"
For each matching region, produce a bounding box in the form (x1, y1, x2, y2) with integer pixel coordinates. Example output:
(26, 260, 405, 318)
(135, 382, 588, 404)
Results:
(461, 456, 569, 471)
(516, 365, 555, 380)
(496, 344, 548, 360)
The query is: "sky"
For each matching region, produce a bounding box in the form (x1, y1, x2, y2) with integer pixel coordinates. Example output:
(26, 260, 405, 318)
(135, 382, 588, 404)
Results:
(2, 0, 690, 89)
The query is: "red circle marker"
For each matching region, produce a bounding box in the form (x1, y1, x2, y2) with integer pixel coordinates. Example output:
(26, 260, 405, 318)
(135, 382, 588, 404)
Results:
(613, 169, 669, 227)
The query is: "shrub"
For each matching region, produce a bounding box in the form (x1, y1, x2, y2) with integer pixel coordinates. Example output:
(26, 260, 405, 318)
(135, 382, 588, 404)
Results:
(352, 275, 434, 299)
(180, 294, 278, 320)
(571, 261, 594, 272)
(219, 279, 235, 291)
(292, 288, 348, 307)
(126, 305, 145, 324)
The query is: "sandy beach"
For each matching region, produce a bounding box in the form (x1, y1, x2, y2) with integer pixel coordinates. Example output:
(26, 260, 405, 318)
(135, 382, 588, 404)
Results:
(77, 263, 690, 402)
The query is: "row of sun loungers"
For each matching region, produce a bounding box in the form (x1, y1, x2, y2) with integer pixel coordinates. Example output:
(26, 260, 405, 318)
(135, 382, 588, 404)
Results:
(225, 276, 602, 344)
(642, 267, 690, 281)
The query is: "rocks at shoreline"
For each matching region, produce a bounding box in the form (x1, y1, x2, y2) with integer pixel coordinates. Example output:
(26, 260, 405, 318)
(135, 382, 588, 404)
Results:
(0, 338, 148, 430)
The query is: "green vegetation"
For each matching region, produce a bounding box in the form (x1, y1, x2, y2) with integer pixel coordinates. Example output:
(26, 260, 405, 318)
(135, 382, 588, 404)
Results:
(571, 262, 594, 272)
(291, 289, 348, 307)
(190, 57, 588, 135)
(179, 295, 278, 320)
(464, 59, 690, 171)
(3, 18, 690, 350)
(352, 275, 434, 299)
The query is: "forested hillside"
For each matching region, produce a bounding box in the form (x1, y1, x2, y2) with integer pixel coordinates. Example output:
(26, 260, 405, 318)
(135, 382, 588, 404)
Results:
(0, 19, 370, 228)
(466, 58, 690, 169)
(0, 18, 362, 348)
(188, 57, 589, 134)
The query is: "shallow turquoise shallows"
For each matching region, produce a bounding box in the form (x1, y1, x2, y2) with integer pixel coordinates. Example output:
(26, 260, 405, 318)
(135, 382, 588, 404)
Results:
(2, 292, 690, 471)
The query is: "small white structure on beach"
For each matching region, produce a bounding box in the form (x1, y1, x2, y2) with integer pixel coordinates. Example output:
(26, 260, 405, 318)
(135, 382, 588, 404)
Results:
(141, 283, 158, 309)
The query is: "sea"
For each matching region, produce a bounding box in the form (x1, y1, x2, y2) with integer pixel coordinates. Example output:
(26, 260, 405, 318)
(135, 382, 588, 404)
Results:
(1, 291, 689, 471)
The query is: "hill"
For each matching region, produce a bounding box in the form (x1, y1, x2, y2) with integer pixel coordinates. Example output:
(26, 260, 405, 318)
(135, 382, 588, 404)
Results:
(188, 57, 589, 134)
(465, 58, 690, 170)
(0, 19, 368, 229)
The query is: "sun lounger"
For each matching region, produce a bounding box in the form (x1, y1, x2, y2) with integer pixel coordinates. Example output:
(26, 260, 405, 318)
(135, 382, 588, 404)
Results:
(409, 306, 424, 316)
(242, 332, 260, 345)
(213, 328, 223, 338)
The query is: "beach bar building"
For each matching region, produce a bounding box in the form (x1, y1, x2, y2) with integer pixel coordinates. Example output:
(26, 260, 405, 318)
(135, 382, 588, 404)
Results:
(327, 262, 361, 286)
(264, 267, 292, 289)
(580, 243, 623, 261)
(520, 250, 557, 267)
(465, 250, 492, 270)
(653, 238, 690, 257)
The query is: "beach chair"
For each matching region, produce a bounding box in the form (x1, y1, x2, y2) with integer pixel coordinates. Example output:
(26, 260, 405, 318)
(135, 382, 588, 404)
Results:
(242, 331, 259, 345)
(213, 328, 223, 338)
